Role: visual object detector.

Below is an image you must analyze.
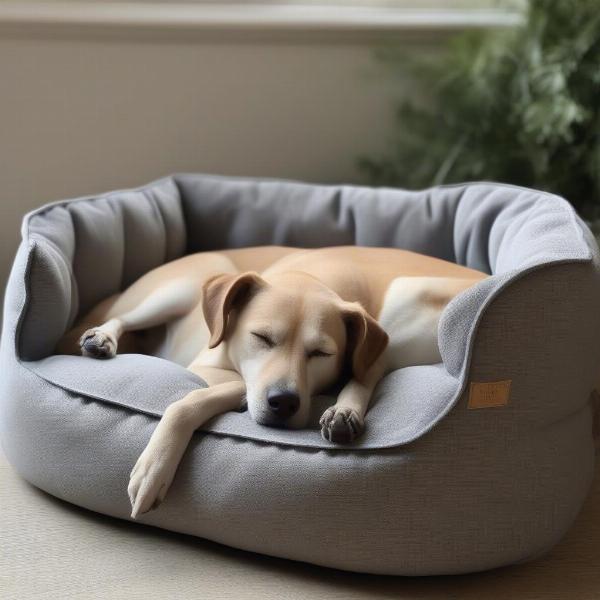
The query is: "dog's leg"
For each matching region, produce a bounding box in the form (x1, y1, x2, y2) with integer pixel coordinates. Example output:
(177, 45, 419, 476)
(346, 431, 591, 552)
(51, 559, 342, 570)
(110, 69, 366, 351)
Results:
(320, 278, 465, 443)
(80, 279, 199, 358)
(128, 367, 245, 518)
(320, 359, 386, 444)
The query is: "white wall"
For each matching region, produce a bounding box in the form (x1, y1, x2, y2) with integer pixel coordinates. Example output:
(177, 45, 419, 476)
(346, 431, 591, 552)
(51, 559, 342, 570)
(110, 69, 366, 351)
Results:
(0, 2, 515, 293)
(0, 35, 408, 289)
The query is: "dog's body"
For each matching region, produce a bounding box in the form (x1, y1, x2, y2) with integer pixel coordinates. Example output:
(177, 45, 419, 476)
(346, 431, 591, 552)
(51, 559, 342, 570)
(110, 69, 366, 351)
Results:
(58, 246, 486, 518)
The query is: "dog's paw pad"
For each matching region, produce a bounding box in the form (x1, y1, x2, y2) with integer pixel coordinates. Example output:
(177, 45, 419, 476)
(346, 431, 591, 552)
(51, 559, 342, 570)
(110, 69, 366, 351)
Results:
(319, 406, 364, 444)
(79, 328, 117, 359)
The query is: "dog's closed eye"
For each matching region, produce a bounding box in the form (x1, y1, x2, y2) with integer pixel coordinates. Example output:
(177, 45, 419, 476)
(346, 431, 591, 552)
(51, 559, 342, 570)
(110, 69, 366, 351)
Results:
(307, 349, 333, 359)
(251, 331, 276, 348)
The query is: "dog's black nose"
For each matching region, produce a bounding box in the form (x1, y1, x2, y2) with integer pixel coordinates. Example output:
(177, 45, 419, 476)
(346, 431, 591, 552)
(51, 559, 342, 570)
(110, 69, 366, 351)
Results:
(267, 390, 300, 419)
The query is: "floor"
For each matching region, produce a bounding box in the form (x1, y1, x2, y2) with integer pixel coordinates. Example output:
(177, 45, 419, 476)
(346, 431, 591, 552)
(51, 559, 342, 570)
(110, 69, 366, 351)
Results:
(2, 448, 600, 600)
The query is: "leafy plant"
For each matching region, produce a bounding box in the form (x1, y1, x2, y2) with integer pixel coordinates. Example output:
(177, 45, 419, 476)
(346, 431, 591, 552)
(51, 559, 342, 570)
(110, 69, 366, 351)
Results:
(361, 0, 600, 219)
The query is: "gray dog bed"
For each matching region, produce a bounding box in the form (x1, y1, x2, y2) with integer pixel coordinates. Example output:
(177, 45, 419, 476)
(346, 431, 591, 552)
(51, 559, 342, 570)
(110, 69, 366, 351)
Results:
(1, 174, 600, 575)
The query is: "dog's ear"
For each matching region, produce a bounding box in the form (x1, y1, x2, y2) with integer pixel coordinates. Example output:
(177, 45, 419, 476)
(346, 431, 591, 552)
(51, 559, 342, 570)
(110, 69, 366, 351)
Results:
(340, 302, 389, 383)
(202, 271, 266, 348)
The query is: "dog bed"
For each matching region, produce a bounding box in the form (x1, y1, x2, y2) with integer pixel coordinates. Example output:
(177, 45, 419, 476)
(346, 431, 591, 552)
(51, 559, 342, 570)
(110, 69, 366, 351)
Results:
(1, 174, 599, 576)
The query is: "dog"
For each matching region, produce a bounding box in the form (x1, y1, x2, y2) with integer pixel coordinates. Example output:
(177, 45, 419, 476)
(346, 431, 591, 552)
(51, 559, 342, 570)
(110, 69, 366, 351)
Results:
(58, 245, 486, 518)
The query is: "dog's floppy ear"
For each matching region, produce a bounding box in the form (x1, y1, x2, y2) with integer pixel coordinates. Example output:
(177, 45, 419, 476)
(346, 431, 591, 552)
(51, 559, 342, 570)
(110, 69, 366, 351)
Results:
(340, 301, 389, 383)
(202, 271, 266, 348)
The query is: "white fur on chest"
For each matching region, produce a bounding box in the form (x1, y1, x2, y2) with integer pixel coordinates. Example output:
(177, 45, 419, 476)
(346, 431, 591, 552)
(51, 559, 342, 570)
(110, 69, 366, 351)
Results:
(377, 277, 449, 372)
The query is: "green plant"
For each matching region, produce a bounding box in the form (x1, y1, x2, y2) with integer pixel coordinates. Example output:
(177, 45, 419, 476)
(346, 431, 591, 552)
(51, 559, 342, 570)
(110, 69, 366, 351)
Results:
(361, 0, 600, 219)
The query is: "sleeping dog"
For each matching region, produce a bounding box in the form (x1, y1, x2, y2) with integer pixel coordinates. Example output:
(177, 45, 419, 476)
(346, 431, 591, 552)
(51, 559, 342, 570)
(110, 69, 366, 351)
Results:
(58, 246, 486, 518)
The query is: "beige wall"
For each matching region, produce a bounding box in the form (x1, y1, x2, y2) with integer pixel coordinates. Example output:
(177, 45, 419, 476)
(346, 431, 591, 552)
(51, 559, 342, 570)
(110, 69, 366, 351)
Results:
(0, 34, 417, 292)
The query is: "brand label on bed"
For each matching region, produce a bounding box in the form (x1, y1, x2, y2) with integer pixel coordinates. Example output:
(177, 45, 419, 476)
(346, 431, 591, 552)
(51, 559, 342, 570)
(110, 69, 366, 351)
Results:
(468, 380, 511, 409)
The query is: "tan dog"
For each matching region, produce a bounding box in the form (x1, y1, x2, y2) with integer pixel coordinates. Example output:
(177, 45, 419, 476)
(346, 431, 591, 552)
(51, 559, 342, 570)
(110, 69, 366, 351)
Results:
(58, 246, 486, 518)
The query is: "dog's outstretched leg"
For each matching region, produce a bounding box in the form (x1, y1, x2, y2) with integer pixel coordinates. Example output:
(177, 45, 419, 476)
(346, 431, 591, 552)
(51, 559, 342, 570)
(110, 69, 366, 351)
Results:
(128, 367, 245, 518)
(79, 279, 199, 358)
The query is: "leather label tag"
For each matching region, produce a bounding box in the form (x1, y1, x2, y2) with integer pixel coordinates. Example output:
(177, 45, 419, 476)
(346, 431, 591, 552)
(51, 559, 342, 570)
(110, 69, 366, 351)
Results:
(468, 380, 511, 409)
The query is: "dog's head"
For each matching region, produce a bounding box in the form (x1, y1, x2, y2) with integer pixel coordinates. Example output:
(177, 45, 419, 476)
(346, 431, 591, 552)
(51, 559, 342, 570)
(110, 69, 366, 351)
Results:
(202, 270, 388, 428)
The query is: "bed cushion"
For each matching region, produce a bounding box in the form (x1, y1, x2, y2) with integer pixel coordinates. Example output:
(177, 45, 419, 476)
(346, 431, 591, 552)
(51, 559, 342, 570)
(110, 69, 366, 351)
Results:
(1, 174, 599, 575)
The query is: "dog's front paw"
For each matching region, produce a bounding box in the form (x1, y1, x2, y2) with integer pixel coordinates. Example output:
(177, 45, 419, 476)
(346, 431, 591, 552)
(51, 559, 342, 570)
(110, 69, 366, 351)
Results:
(320, 406, 364, 444)
(128, 445, 179, 519)
(79, 328, 117, 359)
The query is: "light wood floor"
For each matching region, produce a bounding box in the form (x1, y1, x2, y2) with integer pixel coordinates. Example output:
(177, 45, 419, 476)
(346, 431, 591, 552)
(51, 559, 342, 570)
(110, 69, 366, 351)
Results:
(2, 447, 599, 600)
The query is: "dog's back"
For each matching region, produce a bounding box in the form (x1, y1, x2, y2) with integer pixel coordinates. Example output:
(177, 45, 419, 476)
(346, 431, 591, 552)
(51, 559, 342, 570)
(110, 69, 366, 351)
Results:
(254, 247, 486, 370)
(254, 246, 484, 317)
